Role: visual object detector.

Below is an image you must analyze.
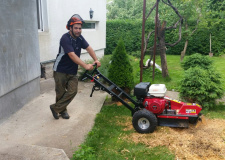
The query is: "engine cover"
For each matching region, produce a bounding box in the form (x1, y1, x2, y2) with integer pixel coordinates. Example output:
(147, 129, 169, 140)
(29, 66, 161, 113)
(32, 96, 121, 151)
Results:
(143, 97, 166, 114)
(149, 84, 167, 97)
(134, 82, 150, 100)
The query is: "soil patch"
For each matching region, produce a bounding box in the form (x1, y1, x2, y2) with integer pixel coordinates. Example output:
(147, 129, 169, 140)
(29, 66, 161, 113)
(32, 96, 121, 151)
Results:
(120, 117, 225, 160)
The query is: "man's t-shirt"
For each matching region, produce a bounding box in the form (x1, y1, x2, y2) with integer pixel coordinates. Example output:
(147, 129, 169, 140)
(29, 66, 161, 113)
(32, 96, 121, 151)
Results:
(53, 32, 89, 75)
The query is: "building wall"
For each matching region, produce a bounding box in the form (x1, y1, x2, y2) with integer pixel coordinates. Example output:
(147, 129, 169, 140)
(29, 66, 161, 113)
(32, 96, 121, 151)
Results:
(0, 0, 40, 123)
(39, 0, 106, 68)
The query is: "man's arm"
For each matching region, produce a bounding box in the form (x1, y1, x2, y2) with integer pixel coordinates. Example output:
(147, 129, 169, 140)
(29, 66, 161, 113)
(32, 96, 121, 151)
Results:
(86, 46, 101, 67)
(68, 52, 93, 70)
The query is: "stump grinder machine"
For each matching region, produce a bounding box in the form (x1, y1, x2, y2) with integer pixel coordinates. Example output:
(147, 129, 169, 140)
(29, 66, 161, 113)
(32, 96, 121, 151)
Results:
(82, 66, 203, 134)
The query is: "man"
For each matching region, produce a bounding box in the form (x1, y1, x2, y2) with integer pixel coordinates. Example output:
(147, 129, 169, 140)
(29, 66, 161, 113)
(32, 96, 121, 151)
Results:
(50, 14, 101, 119)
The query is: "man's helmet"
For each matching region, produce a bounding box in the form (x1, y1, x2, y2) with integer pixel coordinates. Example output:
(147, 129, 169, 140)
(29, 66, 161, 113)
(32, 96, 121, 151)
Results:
(66, 14, 84, 30)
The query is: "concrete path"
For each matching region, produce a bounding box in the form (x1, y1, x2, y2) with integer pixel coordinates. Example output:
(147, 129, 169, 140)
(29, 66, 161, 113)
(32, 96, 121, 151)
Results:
(0, 78, 107, 159)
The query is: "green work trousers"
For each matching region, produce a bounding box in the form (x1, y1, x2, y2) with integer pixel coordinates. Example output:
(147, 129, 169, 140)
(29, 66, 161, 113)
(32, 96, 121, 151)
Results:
(50, 71, 78, 113)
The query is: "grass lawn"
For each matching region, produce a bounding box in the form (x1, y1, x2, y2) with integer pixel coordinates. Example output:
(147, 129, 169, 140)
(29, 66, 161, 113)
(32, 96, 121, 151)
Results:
(74, 54, 225, 160)
(210, 54, 225, 89)
(72, 104, 175, 160)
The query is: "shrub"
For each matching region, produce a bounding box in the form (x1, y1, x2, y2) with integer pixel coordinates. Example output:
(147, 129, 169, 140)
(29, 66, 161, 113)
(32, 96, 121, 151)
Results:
(179, 66, 224, 110)
(108, 39, 134, 92)
(181, 53, 213, 70)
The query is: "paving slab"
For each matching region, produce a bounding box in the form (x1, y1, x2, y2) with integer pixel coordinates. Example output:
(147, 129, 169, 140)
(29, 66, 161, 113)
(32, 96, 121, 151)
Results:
(0, 79, 107, 159)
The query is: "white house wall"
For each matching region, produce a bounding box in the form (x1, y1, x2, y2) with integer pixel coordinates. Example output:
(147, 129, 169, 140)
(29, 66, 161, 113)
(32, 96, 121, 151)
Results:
(38, 0, 106, 63)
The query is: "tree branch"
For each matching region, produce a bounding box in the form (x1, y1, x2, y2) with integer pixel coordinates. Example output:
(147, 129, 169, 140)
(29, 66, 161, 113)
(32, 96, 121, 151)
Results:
(191, 18, 199, 36)
(163, 0, 183, 19)
(144, 30, 155, 53)
(165, 18, 182, 30)
(165, 23, 182, 47)
(145, 2, 157, 20)
(161, 0, 183, 30)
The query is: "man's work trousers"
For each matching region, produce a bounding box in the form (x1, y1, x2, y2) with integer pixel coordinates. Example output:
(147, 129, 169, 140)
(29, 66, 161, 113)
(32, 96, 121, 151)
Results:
(51, 71, 78, 113)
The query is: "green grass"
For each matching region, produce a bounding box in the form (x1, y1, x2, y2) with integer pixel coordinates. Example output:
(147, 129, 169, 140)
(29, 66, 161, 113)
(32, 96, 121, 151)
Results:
(201, 103, 225, 119)
(72, 105, 175, 160)
(143, 55, 184, 91)
(126, 55, 184, 91)
(210, 54, 225, 90)
(140, 54, 225, 91)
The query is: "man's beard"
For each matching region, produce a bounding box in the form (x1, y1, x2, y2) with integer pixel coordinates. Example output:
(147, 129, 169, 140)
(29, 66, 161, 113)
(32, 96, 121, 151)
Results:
(72, 30, 80, 38)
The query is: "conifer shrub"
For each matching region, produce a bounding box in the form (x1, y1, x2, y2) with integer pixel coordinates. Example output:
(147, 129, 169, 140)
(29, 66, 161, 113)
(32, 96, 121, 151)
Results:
(108, 39, 134, 94)
(179, 54, 224, 110)
(181, 53, 213, 70)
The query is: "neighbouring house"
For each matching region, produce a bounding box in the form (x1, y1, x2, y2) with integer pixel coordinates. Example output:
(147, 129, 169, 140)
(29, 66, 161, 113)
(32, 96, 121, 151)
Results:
(0, 0, 106, 123)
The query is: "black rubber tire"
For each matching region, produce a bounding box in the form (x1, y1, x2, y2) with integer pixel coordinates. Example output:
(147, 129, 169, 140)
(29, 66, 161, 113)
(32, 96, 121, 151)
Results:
(132, 109, 157, 134)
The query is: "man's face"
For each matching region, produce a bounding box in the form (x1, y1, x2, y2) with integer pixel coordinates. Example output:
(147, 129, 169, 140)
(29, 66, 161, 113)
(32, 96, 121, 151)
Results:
(70, 23, 82, 38)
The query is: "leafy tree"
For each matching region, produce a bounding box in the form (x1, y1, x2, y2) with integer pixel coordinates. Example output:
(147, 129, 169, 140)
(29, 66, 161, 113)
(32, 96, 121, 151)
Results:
(108, 39, 134, 92)
(173, 0, 204, 61)
(107, 0, 153, 20)
(205, 0, 225, 19)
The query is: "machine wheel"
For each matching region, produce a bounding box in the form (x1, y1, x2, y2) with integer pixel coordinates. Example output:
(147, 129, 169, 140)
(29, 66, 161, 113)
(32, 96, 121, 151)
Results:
(132, 109, 157, 134)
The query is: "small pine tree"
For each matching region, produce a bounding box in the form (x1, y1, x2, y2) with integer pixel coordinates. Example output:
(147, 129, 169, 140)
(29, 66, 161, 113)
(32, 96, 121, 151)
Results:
(181, 53, 213, 70)
(108, 39, 134, 93)
(179, 54, 224, 110)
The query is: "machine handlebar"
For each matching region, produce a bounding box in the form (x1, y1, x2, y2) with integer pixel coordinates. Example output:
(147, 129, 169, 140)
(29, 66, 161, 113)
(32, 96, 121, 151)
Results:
(81, 63, 98, 81)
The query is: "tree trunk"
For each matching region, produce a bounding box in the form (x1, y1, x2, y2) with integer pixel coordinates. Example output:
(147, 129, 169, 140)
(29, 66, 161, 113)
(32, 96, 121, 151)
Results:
(158, 20, 169, 78)
(180, 40, 188, 61)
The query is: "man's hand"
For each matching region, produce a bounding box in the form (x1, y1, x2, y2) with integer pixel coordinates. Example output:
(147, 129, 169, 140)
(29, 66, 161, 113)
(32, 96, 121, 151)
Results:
(85, 64, 94, 70)
(94, 60, 101, 68)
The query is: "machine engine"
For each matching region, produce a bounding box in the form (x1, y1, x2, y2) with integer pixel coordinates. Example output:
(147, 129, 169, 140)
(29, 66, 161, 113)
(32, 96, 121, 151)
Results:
(134, 82, 168, 114)
(134, 82, 202, 126)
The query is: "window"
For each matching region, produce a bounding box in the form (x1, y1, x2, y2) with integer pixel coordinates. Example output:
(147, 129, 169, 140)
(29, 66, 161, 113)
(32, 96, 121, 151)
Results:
(83, 22, 96, 29)
(36, 0, 49, 32)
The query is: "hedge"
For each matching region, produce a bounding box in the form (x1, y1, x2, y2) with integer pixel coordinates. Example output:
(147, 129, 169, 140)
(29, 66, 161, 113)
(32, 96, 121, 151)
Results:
(106, 19, 225, 56)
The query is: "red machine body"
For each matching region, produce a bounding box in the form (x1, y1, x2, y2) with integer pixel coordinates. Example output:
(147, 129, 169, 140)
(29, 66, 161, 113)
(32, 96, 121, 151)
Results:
(143, 96, 202, 122)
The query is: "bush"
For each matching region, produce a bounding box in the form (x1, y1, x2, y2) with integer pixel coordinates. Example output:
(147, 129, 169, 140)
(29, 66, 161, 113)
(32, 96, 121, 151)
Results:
(108, 39, 134, 92)
(181, 53, 213, 70)
(179, 54, 224, 109)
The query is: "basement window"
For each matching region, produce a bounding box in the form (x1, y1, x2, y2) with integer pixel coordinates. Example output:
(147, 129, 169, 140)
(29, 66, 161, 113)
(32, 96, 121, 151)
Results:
(82, 22, 96, 29)
(36, 0, 49, 32)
